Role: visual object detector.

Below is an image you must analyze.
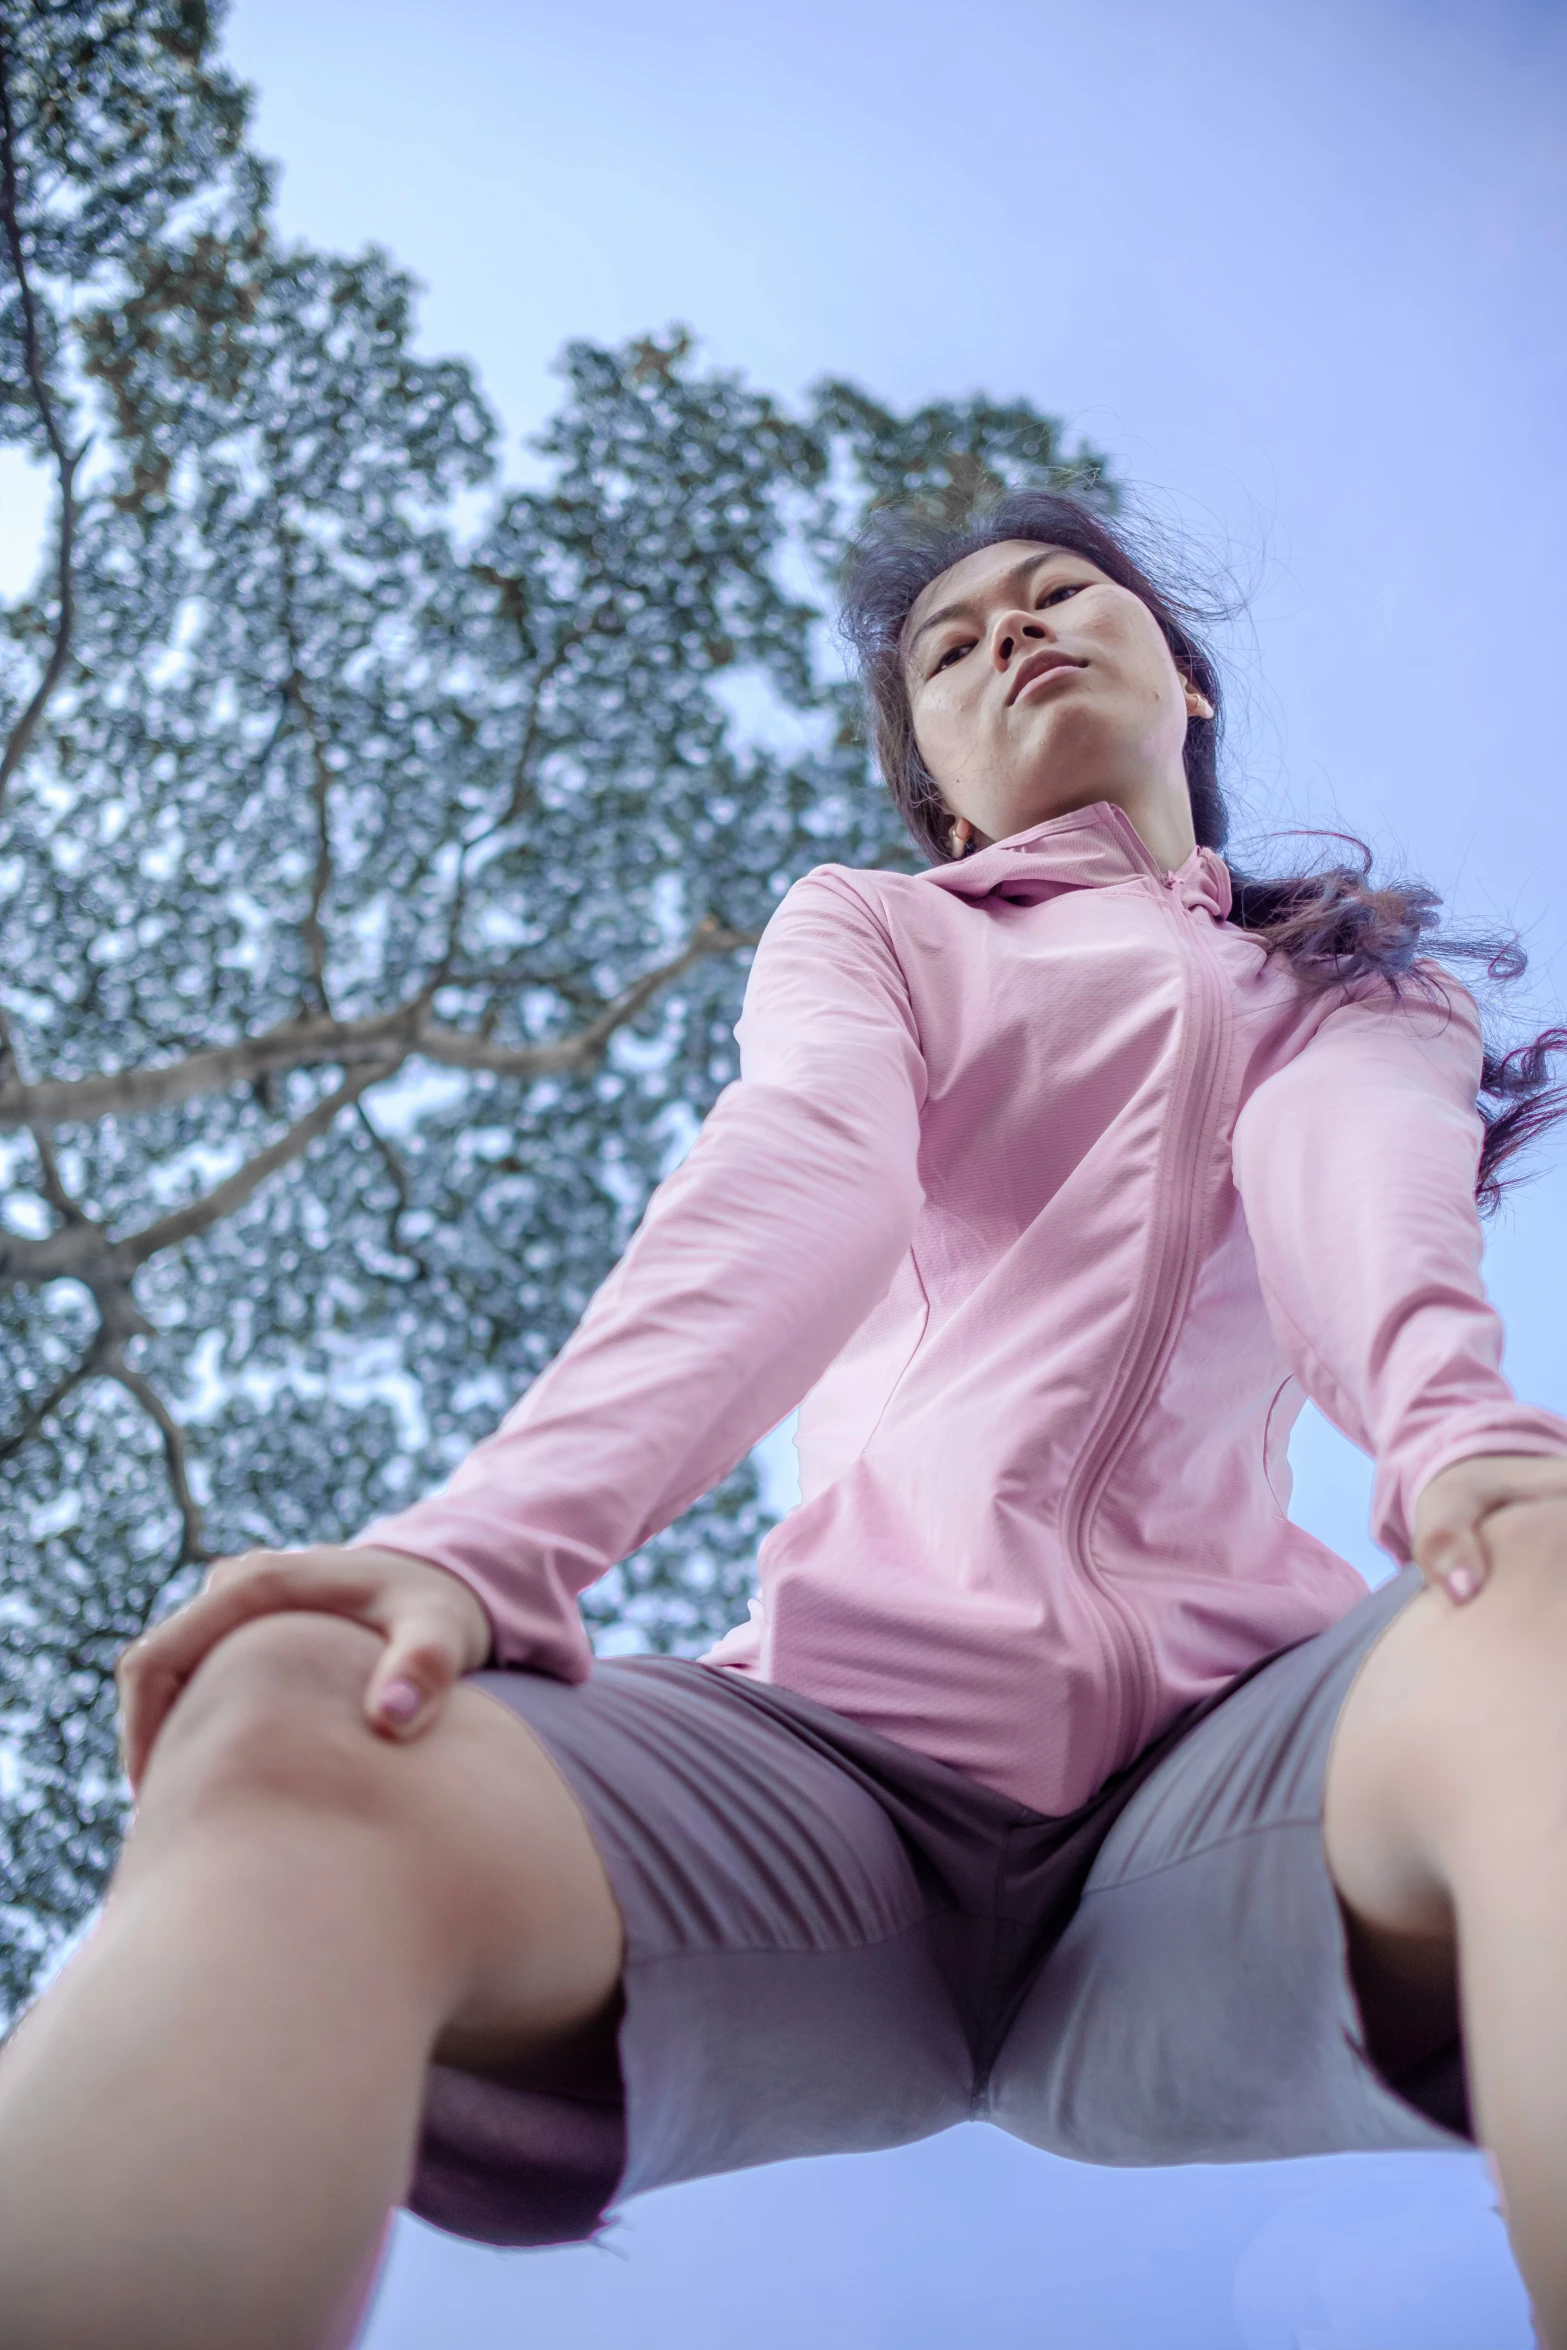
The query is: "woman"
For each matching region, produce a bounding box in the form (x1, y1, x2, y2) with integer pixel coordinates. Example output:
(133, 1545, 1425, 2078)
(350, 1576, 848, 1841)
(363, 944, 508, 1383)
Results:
(4, 489, 1567, 2350)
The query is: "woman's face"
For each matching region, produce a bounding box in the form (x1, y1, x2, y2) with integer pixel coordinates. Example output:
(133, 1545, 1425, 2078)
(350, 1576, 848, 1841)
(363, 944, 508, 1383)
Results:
(901, 539, 1212, 868)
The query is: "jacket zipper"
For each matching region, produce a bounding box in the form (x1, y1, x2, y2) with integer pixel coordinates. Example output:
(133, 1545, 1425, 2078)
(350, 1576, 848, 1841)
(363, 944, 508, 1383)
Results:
(1055, 874, 1233, 1784)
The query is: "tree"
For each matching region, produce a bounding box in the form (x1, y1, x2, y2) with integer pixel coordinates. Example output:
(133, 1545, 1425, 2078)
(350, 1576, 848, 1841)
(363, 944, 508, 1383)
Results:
(0, 0, 1113, 2018)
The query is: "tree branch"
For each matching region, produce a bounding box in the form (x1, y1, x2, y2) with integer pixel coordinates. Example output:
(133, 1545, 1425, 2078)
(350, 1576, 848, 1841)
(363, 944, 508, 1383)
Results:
(283, 667, 335, 1014)
(102, 1351, 209, 1566)
(437, 633, 573, 975)
(0, 920, 753, 1133)
(0, 1012, 75, 1224)
(0, 1329, 104, 1462)
(0, 1003, 424, 1132)
(121, 1058, 399, 1265)
(0, 26, 85, 822)
(437, 590, 624, 976)
(423, 916, 749, 1073)
(26, 1120, 83, 1222)
(355, 1099, 427, 1280)
(0, 1058, 396, 1290)
(0, 1119, 107, 1454)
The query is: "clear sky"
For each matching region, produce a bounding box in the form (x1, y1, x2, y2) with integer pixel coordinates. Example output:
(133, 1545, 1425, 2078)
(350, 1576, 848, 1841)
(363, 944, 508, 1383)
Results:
(208, 2, 1567, 2341)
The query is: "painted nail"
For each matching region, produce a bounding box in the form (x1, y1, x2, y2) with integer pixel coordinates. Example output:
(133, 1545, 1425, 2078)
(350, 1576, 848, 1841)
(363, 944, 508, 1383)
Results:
(377, 1679, 423, 1724)
(1446, 1566, 1479, 1606)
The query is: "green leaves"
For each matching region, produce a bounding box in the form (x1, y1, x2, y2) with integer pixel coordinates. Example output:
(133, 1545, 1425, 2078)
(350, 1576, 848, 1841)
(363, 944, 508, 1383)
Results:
(810, 378, 1117, 529)
(0, 1, 254, 282)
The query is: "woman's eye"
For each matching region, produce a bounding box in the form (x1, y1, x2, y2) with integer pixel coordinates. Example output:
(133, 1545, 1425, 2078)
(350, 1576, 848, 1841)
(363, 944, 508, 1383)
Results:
(1037, 582, 1083, 608)
(932, 641, 971, 674)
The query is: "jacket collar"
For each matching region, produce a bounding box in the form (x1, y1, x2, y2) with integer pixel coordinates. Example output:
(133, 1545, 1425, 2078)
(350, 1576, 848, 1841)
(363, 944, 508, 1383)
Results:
(919, 799, 1233, 922)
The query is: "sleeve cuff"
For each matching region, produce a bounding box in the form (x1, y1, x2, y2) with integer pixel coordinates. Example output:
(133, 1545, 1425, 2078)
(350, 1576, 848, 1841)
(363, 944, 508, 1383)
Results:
(351, 1512, 597, 1682)
(1373, 1407, 1567, 1561)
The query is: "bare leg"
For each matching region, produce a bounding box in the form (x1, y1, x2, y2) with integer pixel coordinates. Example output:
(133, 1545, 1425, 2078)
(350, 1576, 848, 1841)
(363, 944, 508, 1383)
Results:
(0, 1614, 623, 2350)
(1325, 1517, 1567, 2348)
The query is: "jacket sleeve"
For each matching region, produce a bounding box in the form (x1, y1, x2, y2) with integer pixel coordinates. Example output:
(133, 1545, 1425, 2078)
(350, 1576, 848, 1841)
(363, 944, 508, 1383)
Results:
(353, 870, 927, 1674)
(1231, 970, 1567, 1564)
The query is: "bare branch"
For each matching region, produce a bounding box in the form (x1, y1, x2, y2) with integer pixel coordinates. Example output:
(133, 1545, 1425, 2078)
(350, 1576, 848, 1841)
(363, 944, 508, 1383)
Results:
(498, 623, 590, 831)
(0, 1122, 110, 1456)
(0, 1330, 104, 1462)
(0, 1059, 396, 1291)
(437, 591, 624, 976)
(417, 917, 753, 1076)
(122, 1058, 400, 1265)
(355, 1100, 426, 1280)
(0, 1218, 106, 1288)
(0, 1004, 423, 1131)
(0, 448, 80, 814)
(437, 638, 569, 975)
(284, 668, 335, 1013)
(102, 1352, 209, 1565)
(0, 1011, 81, 1227)
(0, 27, 85, 821)
(26, 1122, 83, 1222)
(0, 921, 754, 1133)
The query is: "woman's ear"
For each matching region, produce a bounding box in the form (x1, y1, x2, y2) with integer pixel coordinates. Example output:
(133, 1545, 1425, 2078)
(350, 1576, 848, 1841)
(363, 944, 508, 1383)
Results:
(1183, 681, 1215, 721)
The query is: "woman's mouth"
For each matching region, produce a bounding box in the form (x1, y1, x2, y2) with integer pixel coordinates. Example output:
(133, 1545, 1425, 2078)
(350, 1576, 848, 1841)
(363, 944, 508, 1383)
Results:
(1008, 654, 1086, 706)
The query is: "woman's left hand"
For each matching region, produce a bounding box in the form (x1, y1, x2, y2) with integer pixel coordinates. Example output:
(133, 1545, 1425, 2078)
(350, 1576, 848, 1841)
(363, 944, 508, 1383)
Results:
(1411, 1452, 1567, 1606)
(116, 1544, 495, 1791)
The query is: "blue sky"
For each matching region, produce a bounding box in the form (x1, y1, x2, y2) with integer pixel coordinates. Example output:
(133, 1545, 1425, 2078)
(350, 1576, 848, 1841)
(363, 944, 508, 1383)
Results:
(207, 2, 1567, 2341)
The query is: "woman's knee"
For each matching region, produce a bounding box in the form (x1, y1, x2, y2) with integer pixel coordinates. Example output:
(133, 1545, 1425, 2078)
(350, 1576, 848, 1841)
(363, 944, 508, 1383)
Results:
(131, 1616, 624, 2040)
(138, 1611, 396, 1825)
(1329, 1548, 1567, 1918)
(1411, 1546, 1567, 1764)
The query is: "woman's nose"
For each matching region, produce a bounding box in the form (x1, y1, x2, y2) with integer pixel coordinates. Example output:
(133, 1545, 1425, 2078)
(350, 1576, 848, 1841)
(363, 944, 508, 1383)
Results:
(990, 609, 1048, 668)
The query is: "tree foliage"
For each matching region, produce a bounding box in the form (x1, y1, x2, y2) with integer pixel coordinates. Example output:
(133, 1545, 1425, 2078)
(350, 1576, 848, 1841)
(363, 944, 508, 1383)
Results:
(0, 0, 1113, 2014)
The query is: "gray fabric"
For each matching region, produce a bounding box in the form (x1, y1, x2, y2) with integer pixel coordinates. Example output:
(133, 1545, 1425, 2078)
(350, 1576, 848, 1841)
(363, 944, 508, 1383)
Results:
(409, 1566, 1460, 2250)
(990, 1567, 1464, 2163)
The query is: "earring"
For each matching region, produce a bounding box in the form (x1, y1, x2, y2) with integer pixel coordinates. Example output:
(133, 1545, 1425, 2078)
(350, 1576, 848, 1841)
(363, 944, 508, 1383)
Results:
(949, 815, 973, 859)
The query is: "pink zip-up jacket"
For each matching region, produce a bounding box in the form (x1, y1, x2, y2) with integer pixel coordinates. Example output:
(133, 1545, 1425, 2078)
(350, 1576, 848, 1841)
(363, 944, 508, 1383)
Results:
(361, 801, 1567, 1814)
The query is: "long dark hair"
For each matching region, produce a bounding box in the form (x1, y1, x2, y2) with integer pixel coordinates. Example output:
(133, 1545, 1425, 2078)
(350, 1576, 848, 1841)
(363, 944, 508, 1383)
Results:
(840, 488, 1567, 1211)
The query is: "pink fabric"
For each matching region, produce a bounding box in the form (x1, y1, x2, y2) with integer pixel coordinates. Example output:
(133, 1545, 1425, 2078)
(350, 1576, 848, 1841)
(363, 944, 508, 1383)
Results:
(359, 802, 1567, 1814)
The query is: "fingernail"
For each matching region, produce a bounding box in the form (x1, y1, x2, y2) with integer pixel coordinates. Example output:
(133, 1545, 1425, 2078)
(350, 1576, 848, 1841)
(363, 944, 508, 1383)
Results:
(1446, 1567, 1479, 1605)
(377, 1679, 423, 1724)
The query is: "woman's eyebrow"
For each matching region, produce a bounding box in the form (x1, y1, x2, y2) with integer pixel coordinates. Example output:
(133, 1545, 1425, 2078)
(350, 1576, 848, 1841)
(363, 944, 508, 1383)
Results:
(904, 548, 1063, 656)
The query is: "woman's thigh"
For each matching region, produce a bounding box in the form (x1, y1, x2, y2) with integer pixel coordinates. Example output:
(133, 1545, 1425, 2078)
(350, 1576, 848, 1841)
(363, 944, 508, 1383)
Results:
(411, 1657, 982, 2246)
(1323, 1521, 1567, 2083)
(409, 1675, 627, 2070)
(985, 1569, 1473, 2165)
(134, 1609, 625, 2070)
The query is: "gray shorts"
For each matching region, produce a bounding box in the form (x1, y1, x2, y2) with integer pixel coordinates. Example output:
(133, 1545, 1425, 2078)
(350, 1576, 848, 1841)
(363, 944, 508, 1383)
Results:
(409, 1566, 1466, 2249)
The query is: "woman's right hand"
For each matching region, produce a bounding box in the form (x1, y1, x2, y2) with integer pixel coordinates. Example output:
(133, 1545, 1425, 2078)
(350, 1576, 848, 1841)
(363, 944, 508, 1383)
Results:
(1412, 1452, 1567, 1607)
(116, 1543, 495, 1792)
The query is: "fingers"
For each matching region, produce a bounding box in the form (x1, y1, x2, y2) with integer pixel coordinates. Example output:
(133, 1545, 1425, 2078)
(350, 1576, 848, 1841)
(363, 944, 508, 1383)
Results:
(116, 1551, 381, 1789)
(1415, 1482, 1509, 1608)
(115, 1545, 493, 1787)
(1422, 1521, 1486, 1608)
(1412, 1455, 1567, 1610)
(362, 1604, 470, 1741)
